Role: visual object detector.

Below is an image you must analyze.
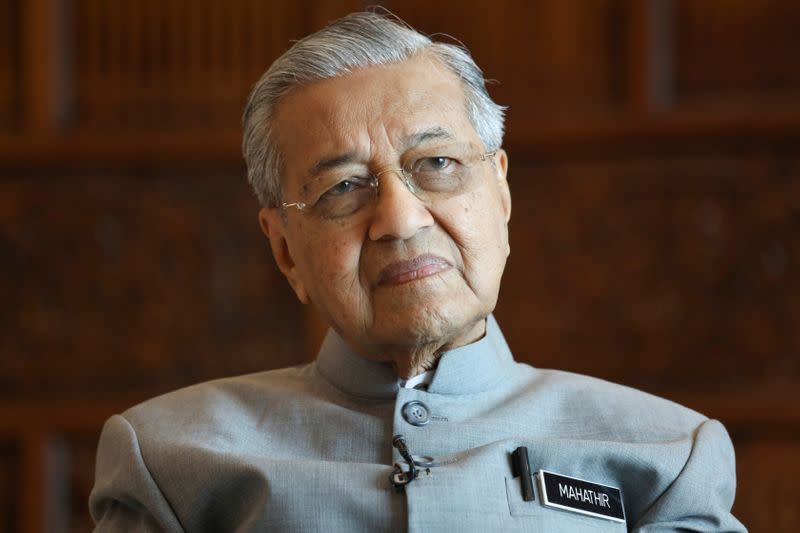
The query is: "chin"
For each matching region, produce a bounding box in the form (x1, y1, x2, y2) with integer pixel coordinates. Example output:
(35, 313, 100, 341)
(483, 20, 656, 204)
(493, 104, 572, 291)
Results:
(370, 301, 486, 347)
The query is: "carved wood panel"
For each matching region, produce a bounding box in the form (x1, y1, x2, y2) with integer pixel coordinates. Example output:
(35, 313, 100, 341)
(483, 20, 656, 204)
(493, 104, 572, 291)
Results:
(70, 0, 313, 130)
(2, 1, 799, 531)
(0, 438, 19, 533)
(64, 0, 634, 131)
(730, 432, 800, 532)
(59, 432, 97, 533)
(0, 0, 19, 129)
(496, 148, 800, 390)
(674, 0, 800, 108)
(386, 0, 628, 122)
(0, 172, 307, 399)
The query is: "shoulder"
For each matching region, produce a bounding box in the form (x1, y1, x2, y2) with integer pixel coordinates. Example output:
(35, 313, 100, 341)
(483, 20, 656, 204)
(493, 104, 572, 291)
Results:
(121, 363, 320, 439)
(523, 366, 709, 441)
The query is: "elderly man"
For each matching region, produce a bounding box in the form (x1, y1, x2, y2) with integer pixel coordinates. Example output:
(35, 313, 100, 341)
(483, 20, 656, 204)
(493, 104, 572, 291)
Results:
(90, 12, 745, 532)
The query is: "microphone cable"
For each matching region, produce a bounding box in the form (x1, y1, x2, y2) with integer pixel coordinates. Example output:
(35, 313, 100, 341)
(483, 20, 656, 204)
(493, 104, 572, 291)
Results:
(391, 434, 417, 489)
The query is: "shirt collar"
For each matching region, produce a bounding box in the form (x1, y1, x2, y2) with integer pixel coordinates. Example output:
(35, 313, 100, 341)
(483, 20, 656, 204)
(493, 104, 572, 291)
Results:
(400, 370, 434, 390)
(314, 315, 516, 399)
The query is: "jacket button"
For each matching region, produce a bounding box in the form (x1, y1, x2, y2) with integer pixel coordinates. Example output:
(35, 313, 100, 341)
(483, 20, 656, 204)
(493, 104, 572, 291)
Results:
(401, 400, 430, 426)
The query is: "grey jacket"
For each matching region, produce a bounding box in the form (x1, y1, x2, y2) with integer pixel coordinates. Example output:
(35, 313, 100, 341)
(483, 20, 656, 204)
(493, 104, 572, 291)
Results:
(90, 316, 746, 532)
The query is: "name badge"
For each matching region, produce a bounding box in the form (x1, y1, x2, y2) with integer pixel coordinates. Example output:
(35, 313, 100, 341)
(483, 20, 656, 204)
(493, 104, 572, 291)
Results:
(538, 470, 625, 523)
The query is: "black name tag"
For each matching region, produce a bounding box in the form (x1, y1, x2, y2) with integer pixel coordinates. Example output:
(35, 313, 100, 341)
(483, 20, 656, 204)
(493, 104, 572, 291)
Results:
(538, 470, 625, 523)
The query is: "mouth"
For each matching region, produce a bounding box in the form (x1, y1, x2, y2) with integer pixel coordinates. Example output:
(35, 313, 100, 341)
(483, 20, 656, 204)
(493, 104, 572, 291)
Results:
(378, 254, 453, 286)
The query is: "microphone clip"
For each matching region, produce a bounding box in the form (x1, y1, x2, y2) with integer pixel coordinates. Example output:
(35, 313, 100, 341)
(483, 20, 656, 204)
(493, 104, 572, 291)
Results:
(390, 435, 431, 491)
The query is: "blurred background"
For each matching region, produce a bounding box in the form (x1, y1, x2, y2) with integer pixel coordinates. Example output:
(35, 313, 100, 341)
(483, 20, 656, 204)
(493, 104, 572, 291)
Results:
(0, 0, 798, 531)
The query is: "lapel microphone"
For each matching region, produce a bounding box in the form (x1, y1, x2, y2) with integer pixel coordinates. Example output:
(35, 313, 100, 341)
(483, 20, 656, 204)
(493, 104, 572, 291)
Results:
(390, 435, 418, 489)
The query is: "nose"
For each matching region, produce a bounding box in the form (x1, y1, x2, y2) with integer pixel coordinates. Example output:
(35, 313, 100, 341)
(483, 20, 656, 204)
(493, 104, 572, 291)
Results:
(367, 169, 434, 241)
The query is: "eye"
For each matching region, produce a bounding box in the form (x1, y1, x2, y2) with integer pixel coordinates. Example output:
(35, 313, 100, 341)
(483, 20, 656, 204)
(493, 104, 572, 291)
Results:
(415, 156, 454, 172)
(328, 179, 358, 196)
(317, 175, 373, 201)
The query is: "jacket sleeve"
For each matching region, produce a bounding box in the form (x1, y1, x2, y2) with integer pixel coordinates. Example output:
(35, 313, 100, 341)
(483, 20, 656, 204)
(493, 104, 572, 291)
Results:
(89, 414, 185, 532)
(632, 418, 747, 532)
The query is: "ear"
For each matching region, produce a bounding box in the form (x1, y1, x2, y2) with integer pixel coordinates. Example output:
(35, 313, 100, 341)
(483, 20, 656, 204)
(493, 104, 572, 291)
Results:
(494, 149, 511, 223)
(258, 207, 309, 304)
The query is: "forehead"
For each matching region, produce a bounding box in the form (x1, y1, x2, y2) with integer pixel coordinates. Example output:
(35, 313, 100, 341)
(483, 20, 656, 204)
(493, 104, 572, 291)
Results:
(272, 54, 477, 173)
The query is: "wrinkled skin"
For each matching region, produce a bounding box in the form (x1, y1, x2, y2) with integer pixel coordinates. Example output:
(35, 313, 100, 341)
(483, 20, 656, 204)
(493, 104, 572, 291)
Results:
(259, 53, 511, 378)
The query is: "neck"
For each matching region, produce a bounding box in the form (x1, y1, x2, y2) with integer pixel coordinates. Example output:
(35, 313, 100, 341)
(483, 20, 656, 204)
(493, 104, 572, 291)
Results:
(352, 318, 488, 379)
(390, 344, 443, 379)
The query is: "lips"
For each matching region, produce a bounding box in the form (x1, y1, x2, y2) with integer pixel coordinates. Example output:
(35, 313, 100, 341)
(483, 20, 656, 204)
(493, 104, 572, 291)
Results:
(378, 254, 452, 286)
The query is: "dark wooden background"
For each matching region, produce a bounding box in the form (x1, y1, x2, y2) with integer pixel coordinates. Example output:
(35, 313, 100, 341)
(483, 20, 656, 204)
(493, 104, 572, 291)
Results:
(1, 0, 798, 531)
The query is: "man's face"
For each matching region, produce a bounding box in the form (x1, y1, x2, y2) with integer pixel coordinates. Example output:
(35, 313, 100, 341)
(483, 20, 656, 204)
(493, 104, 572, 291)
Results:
(260, 54, 511, 357)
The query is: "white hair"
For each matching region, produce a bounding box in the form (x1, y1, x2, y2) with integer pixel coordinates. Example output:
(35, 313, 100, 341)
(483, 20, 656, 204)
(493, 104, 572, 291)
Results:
(242, 11, 507, 207)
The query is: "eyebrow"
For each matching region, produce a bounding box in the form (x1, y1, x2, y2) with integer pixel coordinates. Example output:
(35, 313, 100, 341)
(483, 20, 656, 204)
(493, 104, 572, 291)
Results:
(406, 127, 455, 146)
(305, 127, 456, 178)
(307, 152, 359, 179)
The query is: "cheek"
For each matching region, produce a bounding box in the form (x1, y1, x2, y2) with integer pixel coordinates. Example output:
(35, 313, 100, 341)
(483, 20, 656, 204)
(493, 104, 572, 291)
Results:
(453, 192, 506, 244)
(445, 194, 509, 276)
(298, 229, 364, 289)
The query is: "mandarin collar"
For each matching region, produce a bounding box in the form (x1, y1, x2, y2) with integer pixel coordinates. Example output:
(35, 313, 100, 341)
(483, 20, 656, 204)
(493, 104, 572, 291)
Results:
(314, 315, 516, 399)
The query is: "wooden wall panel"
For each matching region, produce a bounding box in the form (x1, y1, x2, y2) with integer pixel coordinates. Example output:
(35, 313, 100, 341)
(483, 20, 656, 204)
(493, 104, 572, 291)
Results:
(70, 0, 313, 130)
(730, 435, 800, 532)
(0, 0, 19, 129)
(675, 0, 800, 108)
(64, 0, 676, 133)
(0, 439, 20, 533)
(0, 172, 307, 400)
(388, 0, 628, 122)
(496, 149, 800, 390)
(64, 0, 634, 131)
(60, 432, 98, 533)
(2, 1, 799, 531)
